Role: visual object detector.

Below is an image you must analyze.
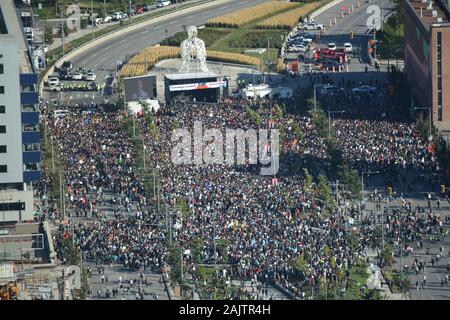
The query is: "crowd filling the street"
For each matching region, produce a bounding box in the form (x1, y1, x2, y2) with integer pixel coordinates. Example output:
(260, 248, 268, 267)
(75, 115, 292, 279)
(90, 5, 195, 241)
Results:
(34, 74, 449, 300)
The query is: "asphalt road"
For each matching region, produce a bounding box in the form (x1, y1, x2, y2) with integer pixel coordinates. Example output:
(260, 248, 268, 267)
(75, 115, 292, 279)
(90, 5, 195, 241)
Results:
(363, 172, 450, 300)
(71, 0, 271, 83)
(313, 0, 395, 71)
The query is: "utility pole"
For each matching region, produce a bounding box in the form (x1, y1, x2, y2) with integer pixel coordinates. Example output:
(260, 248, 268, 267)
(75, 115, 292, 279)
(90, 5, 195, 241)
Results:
(91, 0, 95, 41)
(51, 136, 55, 172)
(327, 110, 345, 137)
(132, 114, 136, 137)
(157, 176, 160, 213)
(153, 172, 156, 198)
(61, 5, 65, 57)
(361, 171, 379, 211)
(143, 139, 146, 170)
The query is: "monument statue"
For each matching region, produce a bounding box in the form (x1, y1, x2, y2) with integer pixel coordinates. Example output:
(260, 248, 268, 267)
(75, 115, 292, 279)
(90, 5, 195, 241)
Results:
(180, 26, 208, 73)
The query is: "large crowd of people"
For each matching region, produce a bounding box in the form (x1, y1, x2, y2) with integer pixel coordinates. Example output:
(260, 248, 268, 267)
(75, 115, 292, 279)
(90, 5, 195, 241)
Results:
(36, 79, 446, 299)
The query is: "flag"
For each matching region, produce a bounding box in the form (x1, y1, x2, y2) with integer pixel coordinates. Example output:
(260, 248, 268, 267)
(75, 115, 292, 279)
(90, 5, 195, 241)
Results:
(272, 177, 278, 186)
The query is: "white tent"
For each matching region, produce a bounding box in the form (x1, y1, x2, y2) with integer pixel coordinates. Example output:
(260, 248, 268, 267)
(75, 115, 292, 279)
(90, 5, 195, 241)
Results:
(241, 84, 272, 99)
(127, 99, 160, 115)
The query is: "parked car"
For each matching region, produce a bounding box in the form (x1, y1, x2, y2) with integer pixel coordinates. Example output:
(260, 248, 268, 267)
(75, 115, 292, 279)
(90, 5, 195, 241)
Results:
(143, 4, 155, 11)
(47, 76, 60, 87)
(156, 0, 171, 7)
(59, 69, 71, 80)
(91, 17, 103, 25)
(60, 60, 73, 71)
(328, 43, 337, 50)
(343, 42, 353, 53)
(135, 6, 145, 14)
(302, 22, 323, 30)
(352, 85, 377, 94)
(84, 70, 96, 81)
(111, 12, 123, 21)
(87, 81, 97, 91)
(49, 83, 61, 92)
(72, 71, 83, 80)
(320, 85, 344, 95)
(103, 15, 113, 23)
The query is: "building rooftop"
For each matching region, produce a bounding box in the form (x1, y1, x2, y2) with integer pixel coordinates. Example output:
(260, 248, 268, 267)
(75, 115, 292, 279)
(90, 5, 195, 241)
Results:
(407, 0, 450, 27)
(0, 0, 33, 73)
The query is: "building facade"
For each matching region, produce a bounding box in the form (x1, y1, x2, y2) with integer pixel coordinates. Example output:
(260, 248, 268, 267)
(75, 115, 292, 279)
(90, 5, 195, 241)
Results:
(0, 0, 40, 222)
(404, 0, 450, 131)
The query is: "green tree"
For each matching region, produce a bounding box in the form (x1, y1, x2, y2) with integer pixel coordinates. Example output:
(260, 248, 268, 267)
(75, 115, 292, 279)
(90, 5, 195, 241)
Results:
(292, 122, 304, 142)
(303, 168, 313, 193)
(44, 23, 54, 44)
(61, 22, 70, 38)
(309, 108, 328, 138)
(292, 254, 308, 278)
(317, 174, 334, 210)
(337, 163, 362, 199)
(380, 245, 394, 266)
(80, 18, 88, 30)
(274, 104, 283, 119)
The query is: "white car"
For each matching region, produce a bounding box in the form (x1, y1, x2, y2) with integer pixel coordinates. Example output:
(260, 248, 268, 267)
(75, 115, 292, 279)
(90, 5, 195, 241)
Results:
(302, 22, 323, 30)
(49, 83, 61, 92)
(72, 71, 83, 80)
(111, 12, 123, 21)
(352, 85, 377, 94)
(343, 42, 353, 53)
(156, 0, 171, 7)
(47, 76, 59, 87)
(103, 15, 112, 23)
(328, 43, 337, 50)
(85, 71, 96, 81)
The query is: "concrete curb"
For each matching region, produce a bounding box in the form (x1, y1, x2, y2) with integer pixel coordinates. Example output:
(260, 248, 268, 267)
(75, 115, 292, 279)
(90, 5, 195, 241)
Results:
(39, 0, 236, 95)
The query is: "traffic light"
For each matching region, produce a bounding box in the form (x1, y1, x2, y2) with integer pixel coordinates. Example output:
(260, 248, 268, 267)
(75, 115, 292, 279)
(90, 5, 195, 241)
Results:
(440, 185, 446, 193)
(387, 187, 393, 195)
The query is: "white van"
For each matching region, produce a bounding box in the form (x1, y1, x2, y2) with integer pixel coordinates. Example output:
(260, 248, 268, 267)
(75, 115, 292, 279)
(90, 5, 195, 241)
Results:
(156, 0, 171, 8)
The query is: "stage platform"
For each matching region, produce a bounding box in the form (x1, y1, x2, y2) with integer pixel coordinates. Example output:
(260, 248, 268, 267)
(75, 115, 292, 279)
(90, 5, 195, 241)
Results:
(164, 72, 228, 103)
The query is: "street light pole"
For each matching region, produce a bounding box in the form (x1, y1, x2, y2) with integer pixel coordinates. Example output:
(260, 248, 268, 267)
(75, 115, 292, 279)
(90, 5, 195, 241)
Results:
(91, 0, 94, 41)
(143, 139, 146, 170)
(327, 110, 345, 137)
(361, 171, 379, 212)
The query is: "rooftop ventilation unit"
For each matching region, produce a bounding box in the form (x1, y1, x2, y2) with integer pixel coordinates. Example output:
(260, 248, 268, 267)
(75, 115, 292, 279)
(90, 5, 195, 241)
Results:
(427, 0, 433, 10)
(437, 17, 443, 22)
(432, 10, 438, 16)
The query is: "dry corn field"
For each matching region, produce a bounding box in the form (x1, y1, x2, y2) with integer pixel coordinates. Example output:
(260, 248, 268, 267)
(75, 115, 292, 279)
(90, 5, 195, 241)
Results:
(119, 46, 180, 78)
(206, 1, 300, 28)
(119, 46, 260, 78)
(257, 1, 329, 30)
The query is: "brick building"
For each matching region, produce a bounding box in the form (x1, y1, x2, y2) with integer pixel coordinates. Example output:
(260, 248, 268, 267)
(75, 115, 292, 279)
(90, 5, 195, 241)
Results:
(403, 0, 450, 131)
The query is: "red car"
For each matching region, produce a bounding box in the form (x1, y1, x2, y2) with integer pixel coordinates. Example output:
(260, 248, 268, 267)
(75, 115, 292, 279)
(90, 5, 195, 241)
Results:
(135, 6, 144, 14)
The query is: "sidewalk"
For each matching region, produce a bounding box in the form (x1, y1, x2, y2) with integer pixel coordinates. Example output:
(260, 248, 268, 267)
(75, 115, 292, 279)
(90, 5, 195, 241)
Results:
(366, 249, 407, 300)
